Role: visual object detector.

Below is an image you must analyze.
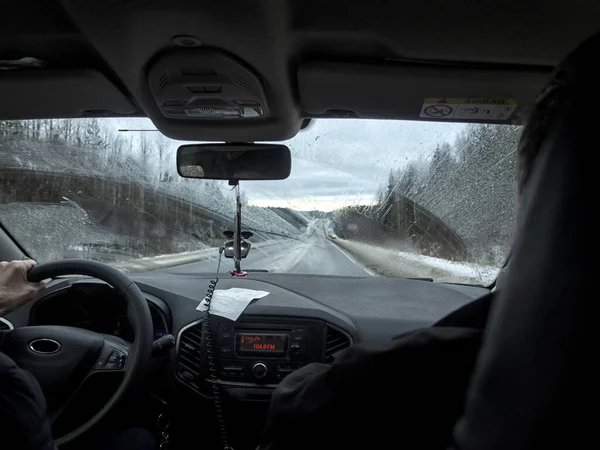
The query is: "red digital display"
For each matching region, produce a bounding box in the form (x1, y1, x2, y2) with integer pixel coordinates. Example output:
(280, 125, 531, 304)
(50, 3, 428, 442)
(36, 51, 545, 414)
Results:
(237, 334, 287, 356)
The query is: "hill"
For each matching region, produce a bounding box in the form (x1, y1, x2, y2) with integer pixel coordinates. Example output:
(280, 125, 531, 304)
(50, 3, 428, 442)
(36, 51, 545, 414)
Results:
(0, 119, 306, 261)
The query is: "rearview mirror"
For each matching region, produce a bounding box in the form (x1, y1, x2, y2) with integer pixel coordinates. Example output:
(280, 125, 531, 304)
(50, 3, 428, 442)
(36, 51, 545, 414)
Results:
(177, 143, 291, 180)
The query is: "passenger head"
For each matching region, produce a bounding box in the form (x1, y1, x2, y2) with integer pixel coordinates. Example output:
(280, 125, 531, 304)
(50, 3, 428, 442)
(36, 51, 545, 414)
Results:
(516, 32, 600, 194)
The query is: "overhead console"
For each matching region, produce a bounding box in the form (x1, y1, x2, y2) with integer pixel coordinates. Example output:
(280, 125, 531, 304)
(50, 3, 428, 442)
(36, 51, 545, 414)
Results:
(147, 49, 269, 121)
(143, 48, 303, 141)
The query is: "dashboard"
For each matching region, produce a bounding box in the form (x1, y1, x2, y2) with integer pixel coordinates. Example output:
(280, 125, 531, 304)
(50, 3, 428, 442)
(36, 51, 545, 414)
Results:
(29, 281, 170, 342)
(7, 271, 488, 402)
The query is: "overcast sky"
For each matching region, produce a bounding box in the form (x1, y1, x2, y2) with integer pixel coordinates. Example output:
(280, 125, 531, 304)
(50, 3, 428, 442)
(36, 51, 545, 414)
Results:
(108, 118, 467, 211)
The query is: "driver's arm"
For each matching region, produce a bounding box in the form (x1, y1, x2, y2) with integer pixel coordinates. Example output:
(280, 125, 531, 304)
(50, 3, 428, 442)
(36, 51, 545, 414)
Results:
(0, 259, 44, 316)
(0, 260, 55, 450)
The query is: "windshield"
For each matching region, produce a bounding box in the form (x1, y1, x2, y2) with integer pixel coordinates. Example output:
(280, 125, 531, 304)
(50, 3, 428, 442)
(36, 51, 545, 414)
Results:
(0, 118, 519, 284)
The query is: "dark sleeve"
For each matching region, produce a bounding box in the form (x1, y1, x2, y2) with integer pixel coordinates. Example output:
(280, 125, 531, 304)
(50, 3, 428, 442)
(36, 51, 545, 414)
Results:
(259, 327, 482, 450)
(0, 352, 56, 450)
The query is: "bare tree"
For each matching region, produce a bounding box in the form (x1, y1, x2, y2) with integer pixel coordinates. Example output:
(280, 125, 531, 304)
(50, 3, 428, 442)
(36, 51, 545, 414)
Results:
(138, 134, 155, 181)
(84, 118, 103, 148)
(155, 135, 170, 182)
(56, 119, 72, 143)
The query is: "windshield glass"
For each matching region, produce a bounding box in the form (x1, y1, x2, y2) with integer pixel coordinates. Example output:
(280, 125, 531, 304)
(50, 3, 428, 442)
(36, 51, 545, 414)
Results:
(0, 118, 519, 284)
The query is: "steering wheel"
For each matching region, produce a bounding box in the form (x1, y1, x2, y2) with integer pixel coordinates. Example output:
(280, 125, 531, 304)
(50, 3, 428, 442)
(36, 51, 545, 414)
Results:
(0, 259, 153, 447)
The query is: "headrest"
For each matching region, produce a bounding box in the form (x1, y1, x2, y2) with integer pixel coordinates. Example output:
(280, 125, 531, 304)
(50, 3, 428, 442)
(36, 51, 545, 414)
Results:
(452, 33, 596, 449)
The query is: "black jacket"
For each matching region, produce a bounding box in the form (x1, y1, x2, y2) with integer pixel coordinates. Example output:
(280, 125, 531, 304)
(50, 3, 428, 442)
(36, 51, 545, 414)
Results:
(0, 351, 56, 450)
(259, 327, 482, 450)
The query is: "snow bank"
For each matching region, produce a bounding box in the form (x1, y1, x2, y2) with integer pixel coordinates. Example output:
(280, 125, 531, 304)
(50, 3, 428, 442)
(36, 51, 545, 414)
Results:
(112, 239, 288, 272)
(333, 238, 498, 285)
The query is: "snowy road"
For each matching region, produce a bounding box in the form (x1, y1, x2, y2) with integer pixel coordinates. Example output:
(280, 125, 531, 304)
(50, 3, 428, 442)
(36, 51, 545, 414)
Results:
(135, 235, 496, 284)
(137, 218, 497, 284)
(164, 236, 377, 277)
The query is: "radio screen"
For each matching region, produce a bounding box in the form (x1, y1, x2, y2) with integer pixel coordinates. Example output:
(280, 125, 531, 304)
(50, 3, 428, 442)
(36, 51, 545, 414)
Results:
(236, 334, 288, 356)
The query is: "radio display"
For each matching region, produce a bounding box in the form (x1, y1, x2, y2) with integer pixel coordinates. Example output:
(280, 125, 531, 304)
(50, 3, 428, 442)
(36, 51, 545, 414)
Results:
(236, 333, 288, 356)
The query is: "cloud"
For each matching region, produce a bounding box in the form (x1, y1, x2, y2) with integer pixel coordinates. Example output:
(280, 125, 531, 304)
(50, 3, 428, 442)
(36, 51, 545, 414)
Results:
(281, 119, 467, 181)
(244, 158, 379, 211)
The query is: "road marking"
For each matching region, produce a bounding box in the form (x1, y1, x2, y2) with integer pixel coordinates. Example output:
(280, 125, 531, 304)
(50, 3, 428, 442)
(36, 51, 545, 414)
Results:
(328, 240, 376, 276)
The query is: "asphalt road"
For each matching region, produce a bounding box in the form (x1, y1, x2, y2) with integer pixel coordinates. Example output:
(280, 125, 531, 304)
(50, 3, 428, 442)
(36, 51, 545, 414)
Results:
(166, 236, 376, 277)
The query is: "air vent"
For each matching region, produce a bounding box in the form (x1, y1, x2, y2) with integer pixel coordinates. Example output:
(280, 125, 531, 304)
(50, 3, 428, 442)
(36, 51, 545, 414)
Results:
(186, 85, 222, 93)
(228, 72, 254, 94)
(158, 72, 171, 91)
(180, 68, 216, 76)
(0, 317, 13, 331)
(177, 321, 203, 389)
(184, 106, 263, 118)
(162, 99, 184, 107)
(324, 324, 351, 363)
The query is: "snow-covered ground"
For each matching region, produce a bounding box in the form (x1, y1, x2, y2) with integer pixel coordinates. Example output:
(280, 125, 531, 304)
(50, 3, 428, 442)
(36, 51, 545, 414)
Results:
(332, 238, 499, 285)
(111, 239, 286, 272)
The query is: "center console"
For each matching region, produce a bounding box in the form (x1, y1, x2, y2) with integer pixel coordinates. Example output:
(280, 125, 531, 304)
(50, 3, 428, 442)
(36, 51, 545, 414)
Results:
(217, 319, 314, 384)
(175, 315, 352, 399)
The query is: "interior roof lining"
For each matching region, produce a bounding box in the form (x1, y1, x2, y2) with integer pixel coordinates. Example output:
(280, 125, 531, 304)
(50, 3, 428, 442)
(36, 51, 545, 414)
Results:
(1, 0, 599, 140)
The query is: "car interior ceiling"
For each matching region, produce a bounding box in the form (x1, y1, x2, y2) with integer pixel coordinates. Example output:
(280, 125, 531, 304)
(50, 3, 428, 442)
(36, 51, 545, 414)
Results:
(0, 0, 596, 449)
(1, 0, 599, 137)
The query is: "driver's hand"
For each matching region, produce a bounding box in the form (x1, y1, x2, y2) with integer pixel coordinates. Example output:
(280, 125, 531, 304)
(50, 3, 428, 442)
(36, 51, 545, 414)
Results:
(0, 260, 45, 316)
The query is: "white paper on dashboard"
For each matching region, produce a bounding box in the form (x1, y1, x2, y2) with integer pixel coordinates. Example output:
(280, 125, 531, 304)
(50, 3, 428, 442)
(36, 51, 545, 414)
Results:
(196, 288, 270, 321)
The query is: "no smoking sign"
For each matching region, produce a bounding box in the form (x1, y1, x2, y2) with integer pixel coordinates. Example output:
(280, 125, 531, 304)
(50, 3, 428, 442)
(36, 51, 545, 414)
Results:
(419, 98, 519, 121)
(423, 104, 454, 118)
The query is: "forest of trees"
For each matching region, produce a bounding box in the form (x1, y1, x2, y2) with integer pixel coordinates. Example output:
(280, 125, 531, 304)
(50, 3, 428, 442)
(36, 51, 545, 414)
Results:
(0, 118, 520, 267)
(0, 118, 177, 182)
(0, 119, 307, 262)
(335, 124, 521, 266)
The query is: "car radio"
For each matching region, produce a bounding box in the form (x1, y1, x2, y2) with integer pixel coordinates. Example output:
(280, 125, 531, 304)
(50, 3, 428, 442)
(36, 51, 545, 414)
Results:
(236, 333, 288, 357)
(216, 320, 313, 384)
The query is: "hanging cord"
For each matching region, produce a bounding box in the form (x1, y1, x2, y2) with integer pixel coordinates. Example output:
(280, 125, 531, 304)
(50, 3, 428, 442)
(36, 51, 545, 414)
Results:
(202, 248, 233, 450)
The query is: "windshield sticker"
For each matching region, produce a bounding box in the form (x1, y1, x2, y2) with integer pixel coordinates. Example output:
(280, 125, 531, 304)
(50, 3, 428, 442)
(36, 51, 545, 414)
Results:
(420, 98, 518, 121)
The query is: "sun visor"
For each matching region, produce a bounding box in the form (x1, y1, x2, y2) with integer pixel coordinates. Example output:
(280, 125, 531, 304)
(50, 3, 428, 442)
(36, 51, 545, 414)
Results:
(0, 69, 137, 119)
(298, 62, 552, 124)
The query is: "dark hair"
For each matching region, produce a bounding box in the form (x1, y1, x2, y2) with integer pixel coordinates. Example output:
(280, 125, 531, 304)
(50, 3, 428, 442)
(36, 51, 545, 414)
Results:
(516, 31, 599, 193)
(517, 75, 566, 193)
